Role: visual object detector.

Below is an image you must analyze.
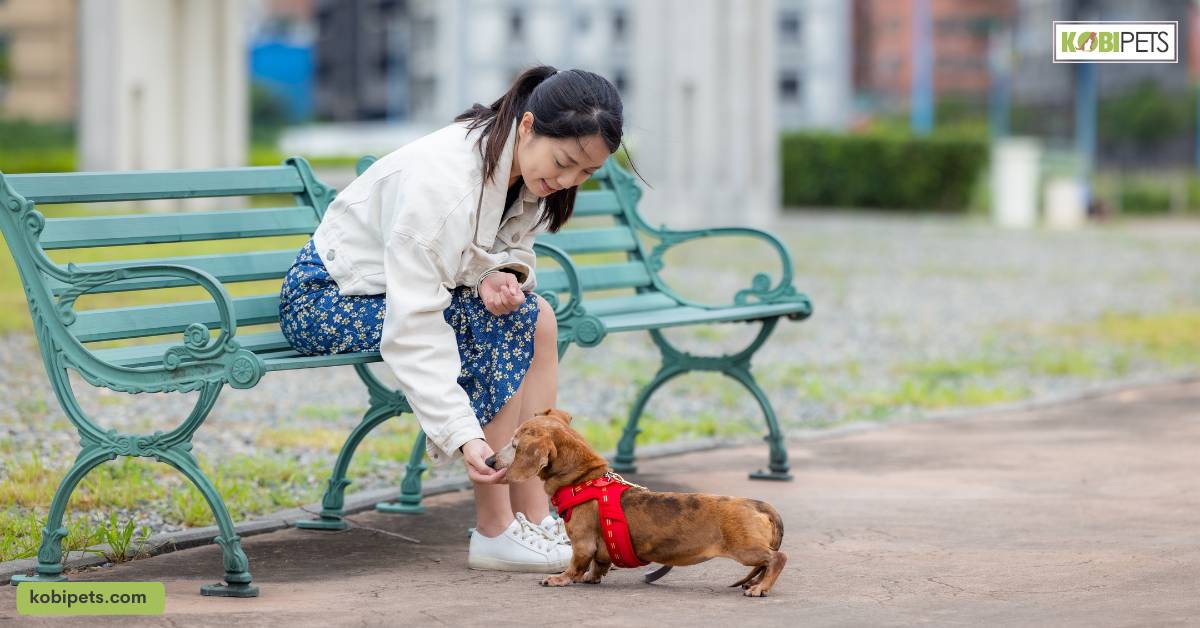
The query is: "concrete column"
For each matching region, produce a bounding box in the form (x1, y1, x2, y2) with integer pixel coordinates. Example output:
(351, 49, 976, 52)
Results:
(630, 0, 778, 229)
(79, 0, 247, 173)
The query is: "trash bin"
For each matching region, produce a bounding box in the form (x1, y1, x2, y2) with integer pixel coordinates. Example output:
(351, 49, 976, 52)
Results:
(990, 137, 1041, 229)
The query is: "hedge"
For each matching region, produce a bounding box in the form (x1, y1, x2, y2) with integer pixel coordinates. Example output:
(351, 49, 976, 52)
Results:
(781, 131, 988, 211)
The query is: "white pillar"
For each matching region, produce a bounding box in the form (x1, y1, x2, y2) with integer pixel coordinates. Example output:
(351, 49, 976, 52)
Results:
(79, 0, 247, 173)
(630, 0, 778, 229)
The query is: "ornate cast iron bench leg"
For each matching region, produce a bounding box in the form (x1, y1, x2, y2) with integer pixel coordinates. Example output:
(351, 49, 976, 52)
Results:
(612, 319, 792, 481)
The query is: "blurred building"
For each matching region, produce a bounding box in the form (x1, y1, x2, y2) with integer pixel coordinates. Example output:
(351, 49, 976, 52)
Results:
(632, 1, 779, 228)
(1012, 0, 1192, 109)
(249, 0, 317, 122)
(310, 0, 847, 132)
(777, 0, 854, 130)
(409, 0, 632, 125)
(313, 0, 406, 121)
(79, 0, 246, 172)
(0, 0, 78, 123)
(854, 0, 1015, 110)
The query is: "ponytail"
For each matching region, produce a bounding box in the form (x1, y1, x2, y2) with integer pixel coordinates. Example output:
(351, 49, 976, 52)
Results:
(455, 65, 558, 190)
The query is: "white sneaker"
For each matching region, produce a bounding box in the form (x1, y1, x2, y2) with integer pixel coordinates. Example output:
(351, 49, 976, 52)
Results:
(539, 514, 571, 546)
(468, 513, 573, 573)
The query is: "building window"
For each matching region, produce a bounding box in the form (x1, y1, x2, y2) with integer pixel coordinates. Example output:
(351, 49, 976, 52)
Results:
(376, 48, 391, 75)
(779, 71, 801, 102)
(613, 69, 628, 93)
(510, 9, 525, 40)
(780, 11, 801, 41)
(612, 9, 627, 41)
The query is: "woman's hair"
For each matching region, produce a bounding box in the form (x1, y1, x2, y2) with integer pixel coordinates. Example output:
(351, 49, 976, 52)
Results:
(455, 65, 641, 233)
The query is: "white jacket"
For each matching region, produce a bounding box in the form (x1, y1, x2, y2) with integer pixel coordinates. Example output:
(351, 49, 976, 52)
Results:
(310, 118, 546, 466)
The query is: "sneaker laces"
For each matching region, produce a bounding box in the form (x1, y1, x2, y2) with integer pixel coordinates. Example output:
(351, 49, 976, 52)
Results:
(539, 516, 570, 545)
(513, 513, 555, 552)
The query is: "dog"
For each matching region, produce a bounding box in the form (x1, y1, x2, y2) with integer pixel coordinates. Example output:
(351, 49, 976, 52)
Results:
(490, 407, 786, 597)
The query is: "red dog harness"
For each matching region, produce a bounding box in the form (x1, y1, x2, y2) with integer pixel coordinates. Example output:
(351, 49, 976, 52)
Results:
(551, 472, 649, 568)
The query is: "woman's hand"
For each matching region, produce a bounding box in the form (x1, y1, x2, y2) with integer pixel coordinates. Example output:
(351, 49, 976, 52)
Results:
(461, 438, 508, 484)
(480, 272, 526, 316)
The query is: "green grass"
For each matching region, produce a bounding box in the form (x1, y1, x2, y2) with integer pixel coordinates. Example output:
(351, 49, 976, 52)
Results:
(1078, 310, 1200, 367)
(571, 410, 760, 454)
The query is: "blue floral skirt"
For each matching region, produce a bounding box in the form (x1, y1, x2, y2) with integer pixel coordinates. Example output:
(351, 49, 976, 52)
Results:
(278, 238, 539, 428)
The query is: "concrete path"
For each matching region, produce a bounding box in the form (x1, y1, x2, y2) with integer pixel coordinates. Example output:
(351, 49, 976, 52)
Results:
(3, 381, 1198, 626)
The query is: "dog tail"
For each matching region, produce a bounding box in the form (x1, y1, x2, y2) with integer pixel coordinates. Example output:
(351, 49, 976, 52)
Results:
(729, 566, 765, 588)
(757, 501, 784, 551)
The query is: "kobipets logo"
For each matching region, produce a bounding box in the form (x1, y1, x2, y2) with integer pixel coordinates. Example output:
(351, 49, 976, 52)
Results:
(1053, 21, 1177, 63)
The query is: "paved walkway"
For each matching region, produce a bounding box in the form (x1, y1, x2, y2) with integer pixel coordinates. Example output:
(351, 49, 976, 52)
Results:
(3, 380, 1198, 626)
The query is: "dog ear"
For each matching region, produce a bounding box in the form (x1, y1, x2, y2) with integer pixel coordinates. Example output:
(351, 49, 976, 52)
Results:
(541, 407, 573, 425)
(508, 438, 557, 483)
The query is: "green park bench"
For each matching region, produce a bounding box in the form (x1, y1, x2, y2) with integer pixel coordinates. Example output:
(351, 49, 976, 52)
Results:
(0, 156, 811, 597)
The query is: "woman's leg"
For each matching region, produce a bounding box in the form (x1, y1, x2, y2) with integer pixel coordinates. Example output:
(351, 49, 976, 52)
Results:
(508, 295, 558, 523)
(472, 381, 524, 537)
(471, 294, 558, 534)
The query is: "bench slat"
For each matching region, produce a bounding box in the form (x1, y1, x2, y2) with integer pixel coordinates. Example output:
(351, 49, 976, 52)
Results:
(5, 167, 305, 204)
(89, 330, 294, 368)
(261, 351, 380, 372)
(583, 292, 679, 317)
(40, 207, 319, 250)
(598, 302, 811, 333)
(46, 250, 298, 295)
(572, 191, 622, 217)
(70, 294, 281, 343)
(92, 330, 382, 371)
(536, 227, 636, 254)
(538, 262, 652, 293)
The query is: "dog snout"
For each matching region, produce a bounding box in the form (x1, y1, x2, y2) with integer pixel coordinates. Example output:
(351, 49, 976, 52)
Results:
(485, 455, 497, 469)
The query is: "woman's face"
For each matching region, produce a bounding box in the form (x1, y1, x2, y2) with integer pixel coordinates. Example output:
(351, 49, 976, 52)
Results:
(514, 111, 611, 197)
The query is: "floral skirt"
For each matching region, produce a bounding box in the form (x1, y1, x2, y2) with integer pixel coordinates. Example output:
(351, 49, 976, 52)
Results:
(278, 238, 539, 428)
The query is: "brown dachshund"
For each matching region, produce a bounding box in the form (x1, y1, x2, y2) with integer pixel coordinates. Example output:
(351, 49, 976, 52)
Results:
(492, 408, 787, 597)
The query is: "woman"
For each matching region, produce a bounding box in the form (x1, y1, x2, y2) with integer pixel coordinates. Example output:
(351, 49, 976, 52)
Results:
(278, 66, 628, 572)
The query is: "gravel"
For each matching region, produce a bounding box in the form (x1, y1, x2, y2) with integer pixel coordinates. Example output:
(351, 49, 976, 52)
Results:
(2, 211, 1199, 538)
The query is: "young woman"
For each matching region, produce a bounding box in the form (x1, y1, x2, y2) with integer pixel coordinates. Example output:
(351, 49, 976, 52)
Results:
(278, 66, 627, 572)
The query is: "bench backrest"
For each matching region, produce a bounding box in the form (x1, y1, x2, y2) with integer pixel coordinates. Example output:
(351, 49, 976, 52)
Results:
(0, 156, 655, 355)
(0, 158, 335, 352)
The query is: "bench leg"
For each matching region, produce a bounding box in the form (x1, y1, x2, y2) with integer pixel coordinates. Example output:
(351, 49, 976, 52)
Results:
(612, 321, 792, 480)
(157, 447, 259, 597)
(375, 430, 428, 514)
(10, 446, 112, 586)
(296, 404, 396, 530)
(612, 364, 689, 474)
(725, 366, 792, 481)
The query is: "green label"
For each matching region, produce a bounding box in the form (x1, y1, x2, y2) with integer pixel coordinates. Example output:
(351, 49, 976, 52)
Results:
(16, 582, 165, 616)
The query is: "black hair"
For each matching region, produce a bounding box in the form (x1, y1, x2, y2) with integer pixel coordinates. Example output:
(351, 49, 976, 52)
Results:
(455, 65, 643, 233)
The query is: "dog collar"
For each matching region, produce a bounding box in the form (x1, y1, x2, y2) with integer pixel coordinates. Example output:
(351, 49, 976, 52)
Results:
(551, 472, 649, 568)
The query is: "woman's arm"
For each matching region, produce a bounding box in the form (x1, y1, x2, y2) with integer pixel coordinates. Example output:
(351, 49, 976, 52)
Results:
(379, 229, 486, 466)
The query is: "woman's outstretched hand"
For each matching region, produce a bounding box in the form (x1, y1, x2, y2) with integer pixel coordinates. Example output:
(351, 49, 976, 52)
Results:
(480, 272, 526, 316)
(461, 438, 508, 484)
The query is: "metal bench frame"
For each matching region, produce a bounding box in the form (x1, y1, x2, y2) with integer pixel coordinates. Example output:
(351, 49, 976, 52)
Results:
(0, 156, 810, 597)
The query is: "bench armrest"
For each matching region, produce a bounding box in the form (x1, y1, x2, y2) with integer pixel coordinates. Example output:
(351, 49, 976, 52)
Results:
(51, 261, 265, 390)
(635, 223, 812, 318)
(55, 261, 243, 365)
(532, 241, 607, 347)
(531, 242, 582, 318)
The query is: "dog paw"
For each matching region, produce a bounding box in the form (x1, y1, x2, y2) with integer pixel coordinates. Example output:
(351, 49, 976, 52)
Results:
(541, 574, 573, 587)
(743, 585, 768, 598)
